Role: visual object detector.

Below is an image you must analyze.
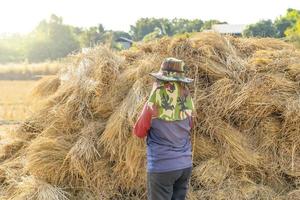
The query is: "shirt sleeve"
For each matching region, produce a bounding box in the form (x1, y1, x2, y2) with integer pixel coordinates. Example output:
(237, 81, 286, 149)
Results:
(133, 103, 153, 138)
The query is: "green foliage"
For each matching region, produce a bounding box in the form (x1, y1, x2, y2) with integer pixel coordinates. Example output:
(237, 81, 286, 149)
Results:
(285, 20, 300, 38)
(0, 43, 23, 63)
(0, 34, 25, 63)
(78, 27, 102, 47)
(171, 18, 204, 34)
(130, 18, 172, 41)
(130, 18, 205, 41)
(26, 38, 52, 62)
(0, 14, 133, 63)
(276, 9, 300, 47)
(109, 31, 132, 49)
(75, 24, 108, 48)
(2, 9, 300, 63)
(242, 8, 300, 39)
(284, 9, 300, 38)
(201, 20, 226, 31)
(275, 8, 300, 37)
(285, 20, 300, 48)
(26, 15, 79, 62)
(243, 20, 277, 37)
(143, 28, 162, 42)
(274, 18, 293, 37)
(111, 31, 132, 41)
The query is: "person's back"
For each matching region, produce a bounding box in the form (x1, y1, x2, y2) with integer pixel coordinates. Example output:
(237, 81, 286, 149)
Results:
(134, 58, 194, 200)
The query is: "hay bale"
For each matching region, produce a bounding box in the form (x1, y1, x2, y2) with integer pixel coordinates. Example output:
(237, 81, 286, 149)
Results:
(278, 142, 300, 177)
(1, 32, 300, 199)
(25, 134, 74, 185)
(67, 160, 116, 200)
(193, 158, 231, 188)
(191, 179, 243, 200)
(0, 134, 24, 161)
(191, 178, 279, 200)
(282, 98, 300, 142)
(256, 117, 281, 152)
(192, 133, 219, 164)
(239, 182, 280, 200)
(31, 76, 61, 98)
(252, 117, 283, 190)
(200, 116, 261, 169)
(0, 167, 5, 184)
(286, 189, 300, 200)
(0, 156, 24, 184)
(287, 63, 300, 82)
(8, 176, 70, 200)
(169, 33, 247, 82)
(88, 160, 116, 198)
(0, 128, 36, 162)
(65, 121, 106, 186)
(109, 67, 139, 107)
(249, 50, 297, 72)
(201, 78, 240, 118)
(99, 79, 149, 192)
(88, 47, 124, 118)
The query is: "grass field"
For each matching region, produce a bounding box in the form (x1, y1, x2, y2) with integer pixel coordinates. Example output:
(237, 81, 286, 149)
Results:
(0, 62, 61, 80)
(0, 62, 60, 135)
(0, 80, 36, 122)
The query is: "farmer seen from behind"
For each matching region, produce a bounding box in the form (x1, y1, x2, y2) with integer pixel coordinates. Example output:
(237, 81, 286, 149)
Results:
(134, 57, 195, 200)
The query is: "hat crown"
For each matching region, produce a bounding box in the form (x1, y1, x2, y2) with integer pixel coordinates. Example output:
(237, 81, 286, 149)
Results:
(161, 58, 184, 73)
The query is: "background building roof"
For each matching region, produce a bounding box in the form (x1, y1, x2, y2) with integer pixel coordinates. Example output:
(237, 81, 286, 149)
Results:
(212, 24, 247, 34)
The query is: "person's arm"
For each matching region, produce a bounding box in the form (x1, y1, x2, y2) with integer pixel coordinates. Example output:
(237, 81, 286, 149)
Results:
(133, 104, 153, 138)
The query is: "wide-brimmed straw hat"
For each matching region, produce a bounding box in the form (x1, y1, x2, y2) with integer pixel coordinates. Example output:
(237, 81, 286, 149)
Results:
(149, 57, 193, 83)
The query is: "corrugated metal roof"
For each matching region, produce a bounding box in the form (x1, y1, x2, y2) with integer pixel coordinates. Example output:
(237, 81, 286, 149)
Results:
(116, 37, 133, 44)
(212, 24, 247, 34)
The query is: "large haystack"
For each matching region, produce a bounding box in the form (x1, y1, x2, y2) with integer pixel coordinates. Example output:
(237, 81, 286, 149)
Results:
(1, 32, 300, 199)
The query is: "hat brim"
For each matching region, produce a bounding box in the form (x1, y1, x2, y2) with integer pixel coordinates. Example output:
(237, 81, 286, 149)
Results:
(149, 72, 193, 84)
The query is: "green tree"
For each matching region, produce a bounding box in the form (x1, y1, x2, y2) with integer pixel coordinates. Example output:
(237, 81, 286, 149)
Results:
(98, 24, 105, 33)
(285, 19, 300, 47)
(79, 27, 101, 47)
(201, 20, 226, 31)
(143, 27, 162, 42)
(110, 31, 132, 49)
(77, 24, 107, 47)
(130, 18, 206, 41)
(275, 8, 300, 37)
(286, 19, 300, 36)
(283, 9, 300, 38)
(243, 20, 277, 37)
(130, 18, 173, 41)
(112, 31, 132, 41)
(26, 38, 52, 62)
(171, 19, 203, 34)
(274, 18, 293, 37)
(0, 34, 25, 63)
(26, 14, 79, 62)
(186, 19, 204, 32)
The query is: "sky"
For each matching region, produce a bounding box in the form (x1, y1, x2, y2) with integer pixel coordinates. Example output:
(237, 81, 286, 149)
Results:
(0, 0, 300, 34)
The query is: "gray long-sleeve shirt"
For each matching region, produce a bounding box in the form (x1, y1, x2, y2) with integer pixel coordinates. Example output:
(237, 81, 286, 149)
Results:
(146, 118, 192, 173)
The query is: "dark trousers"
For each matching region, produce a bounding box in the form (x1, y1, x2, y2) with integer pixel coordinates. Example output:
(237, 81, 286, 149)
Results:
(147, 167, 192, 200)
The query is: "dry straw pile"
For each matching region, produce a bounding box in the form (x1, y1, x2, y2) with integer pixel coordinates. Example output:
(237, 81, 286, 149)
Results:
(1, 32, 300, 199)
